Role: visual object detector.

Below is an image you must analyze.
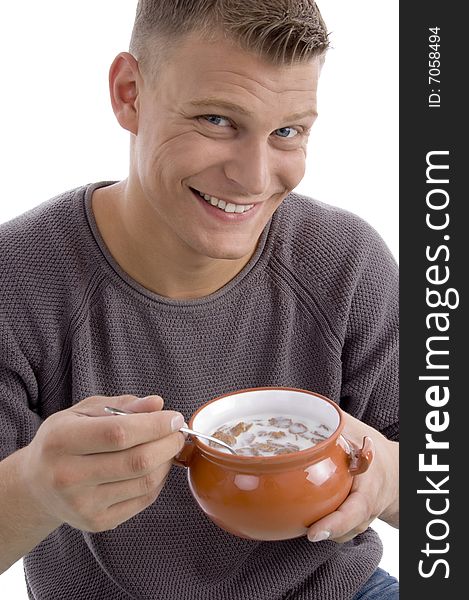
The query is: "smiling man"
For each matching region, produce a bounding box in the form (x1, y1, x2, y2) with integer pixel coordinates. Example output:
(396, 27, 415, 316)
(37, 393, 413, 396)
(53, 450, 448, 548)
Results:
(93, 30, 320, 298)
(0, 1, 399, 599)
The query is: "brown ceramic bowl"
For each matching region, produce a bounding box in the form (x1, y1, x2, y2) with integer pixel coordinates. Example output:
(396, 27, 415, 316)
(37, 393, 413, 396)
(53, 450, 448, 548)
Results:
(175, 387, 373, 541)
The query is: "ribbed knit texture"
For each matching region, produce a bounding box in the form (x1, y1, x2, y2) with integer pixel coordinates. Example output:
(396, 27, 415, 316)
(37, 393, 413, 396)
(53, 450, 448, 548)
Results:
(0, 181, 399, 599)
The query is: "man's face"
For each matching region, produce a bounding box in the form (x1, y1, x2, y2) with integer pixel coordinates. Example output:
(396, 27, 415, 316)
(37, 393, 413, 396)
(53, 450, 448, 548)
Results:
(131, 32, 321, 261)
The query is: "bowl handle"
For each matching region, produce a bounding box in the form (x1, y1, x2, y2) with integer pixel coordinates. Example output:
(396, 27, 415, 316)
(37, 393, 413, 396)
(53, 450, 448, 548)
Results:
(344, 435, 374, 475)
(172, 439, 196, 468)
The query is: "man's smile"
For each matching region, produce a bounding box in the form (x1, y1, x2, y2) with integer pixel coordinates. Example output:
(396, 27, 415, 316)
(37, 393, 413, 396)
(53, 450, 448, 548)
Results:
(189, 186, 257, 214)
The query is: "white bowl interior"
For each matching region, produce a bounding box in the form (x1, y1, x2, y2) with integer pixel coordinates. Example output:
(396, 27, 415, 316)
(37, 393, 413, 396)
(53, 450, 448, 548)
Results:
(192, 389, 340, 435)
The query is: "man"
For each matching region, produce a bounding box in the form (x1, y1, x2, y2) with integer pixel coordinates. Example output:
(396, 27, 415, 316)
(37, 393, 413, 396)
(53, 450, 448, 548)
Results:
(0, 1, 399, 598)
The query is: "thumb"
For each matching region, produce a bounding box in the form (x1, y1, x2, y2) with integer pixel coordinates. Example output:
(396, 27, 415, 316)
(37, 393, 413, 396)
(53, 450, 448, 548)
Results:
(71, 394, 164, 417)
(122, 395, 164, 413)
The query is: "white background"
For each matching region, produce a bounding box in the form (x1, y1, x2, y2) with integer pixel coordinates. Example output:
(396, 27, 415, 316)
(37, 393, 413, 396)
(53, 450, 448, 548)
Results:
(0, 1, 399, 596)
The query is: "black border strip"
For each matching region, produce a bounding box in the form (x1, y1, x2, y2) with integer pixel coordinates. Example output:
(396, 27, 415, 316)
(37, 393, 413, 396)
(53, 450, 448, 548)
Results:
(400, 2, 465, 596)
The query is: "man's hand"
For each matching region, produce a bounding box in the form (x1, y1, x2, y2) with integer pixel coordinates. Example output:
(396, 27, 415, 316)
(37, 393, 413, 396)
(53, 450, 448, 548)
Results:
(20, 394, 185, 533)
(307, 412, 399, 543)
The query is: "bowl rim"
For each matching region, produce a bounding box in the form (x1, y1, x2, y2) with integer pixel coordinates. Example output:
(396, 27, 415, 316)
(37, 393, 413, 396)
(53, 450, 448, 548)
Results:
(188, 386, 344, 464)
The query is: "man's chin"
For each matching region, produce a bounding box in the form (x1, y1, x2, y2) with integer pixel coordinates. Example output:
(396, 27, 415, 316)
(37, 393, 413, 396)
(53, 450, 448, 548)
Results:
(199, 241, 258, 262)
(205, 248, 254, 261)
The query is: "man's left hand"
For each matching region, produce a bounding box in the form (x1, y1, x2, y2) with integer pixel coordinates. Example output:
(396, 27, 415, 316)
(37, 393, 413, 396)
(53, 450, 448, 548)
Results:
(307, 412, 399, 544)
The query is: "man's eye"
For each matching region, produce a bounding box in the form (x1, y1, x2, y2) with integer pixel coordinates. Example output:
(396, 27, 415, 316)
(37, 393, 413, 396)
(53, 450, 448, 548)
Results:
(202, 115, 231, 127)
(275, 127, 299, 139)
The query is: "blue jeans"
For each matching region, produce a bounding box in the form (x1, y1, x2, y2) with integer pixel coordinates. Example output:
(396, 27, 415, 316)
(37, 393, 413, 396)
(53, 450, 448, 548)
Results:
(351, 568, 399, 599)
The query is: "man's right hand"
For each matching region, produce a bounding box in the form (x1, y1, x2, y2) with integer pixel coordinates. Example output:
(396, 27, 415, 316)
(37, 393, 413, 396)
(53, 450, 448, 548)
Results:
(19, 394, 185, 533)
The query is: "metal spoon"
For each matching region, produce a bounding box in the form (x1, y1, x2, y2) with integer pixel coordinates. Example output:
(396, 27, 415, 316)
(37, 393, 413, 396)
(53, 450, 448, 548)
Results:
(104, 406, 238, 455)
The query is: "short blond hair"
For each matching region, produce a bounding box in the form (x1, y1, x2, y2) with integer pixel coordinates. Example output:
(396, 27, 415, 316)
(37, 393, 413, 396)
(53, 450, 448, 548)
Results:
(129, 0, 329, 79)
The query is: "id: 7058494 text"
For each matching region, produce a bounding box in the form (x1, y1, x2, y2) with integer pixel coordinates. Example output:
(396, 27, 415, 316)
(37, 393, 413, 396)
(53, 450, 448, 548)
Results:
(428, 27, 441, 108)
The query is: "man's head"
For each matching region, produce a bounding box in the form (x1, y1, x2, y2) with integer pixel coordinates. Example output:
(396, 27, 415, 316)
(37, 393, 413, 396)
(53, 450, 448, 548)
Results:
(109, 1, 328, 264)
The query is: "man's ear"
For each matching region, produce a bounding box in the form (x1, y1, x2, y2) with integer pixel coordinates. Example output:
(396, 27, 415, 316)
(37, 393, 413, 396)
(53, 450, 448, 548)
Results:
(108, 52, 141, 135)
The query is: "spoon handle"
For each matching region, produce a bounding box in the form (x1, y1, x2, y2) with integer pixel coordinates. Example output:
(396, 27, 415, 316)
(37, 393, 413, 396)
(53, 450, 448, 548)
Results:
(104, 407, 132, 416)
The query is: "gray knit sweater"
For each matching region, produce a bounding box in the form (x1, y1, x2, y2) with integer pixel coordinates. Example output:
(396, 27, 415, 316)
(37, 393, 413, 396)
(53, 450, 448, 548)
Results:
(0, 181, 398, 600)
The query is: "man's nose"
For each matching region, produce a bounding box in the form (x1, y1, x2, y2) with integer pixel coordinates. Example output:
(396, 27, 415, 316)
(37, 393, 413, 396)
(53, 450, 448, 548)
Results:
(224, 137, 271, 197)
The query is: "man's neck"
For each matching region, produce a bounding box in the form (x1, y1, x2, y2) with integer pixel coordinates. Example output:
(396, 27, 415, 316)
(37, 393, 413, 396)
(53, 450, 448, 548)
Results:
(91, 181, 255, 299)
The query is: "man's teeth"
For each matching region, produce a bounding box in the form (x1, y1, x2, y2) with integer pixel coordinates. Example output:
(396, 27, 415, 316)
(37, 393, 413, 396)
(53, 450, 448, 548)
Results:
(196, 190, 254, 214)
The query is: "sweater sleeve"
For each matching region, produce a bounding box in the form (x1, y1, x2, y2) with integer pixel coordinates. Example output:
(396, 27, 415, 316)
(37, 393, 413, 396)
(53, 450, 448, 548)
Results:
(339, 230, 399, 441)
(0, 319, 43, 462)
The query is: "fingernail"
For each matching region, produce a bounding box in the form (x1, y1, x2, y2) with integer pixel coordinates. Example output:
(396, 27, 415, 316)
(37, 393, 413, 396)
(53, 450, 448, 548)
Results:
(171, 414, 185, 432)
(308, 530, 330, 542)
(127, 396, 162, 410)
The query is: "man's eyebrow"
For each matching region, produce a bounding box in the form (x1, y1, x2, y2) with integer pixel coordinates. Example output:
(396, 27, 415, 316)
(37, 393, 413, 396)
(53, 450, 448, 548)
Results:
(187, 98, 254, 117)
(186, 98, 317, 121)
